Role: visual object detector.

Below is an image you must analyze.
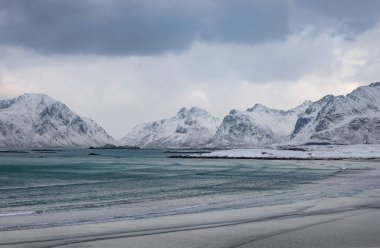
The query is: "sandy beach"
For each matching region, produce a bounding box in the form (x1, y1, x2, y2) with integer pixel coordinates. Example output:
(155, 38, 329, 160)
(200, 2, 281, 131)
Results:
(1, 187, 379, 248)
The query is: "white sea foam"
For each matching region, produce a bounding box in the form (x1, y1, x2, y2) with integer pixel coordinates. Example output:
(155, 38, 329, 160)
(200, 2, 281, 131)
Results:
(0, 211, 36, 217)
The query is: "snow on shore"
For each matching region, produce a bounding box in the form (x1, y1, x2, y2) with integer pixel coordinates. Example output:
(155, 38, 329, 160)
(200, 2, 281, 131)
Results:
(193, 144, 380, 160)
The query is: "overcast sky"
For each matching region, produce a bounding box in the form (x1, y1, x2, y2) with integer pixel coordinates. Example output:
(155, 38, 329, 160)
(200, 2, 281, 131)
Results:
(0, 0, 379, 138)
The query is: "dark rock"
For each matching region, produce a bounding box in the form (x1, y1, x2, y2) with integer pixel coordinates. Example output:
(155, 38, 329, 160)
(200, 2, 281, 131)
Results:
(88, 152, 100, 155)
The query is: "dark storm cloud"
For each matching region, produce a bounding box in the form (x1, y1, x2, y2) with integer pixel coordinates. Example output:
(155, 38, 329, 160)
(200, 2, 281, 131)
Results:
(0, 0, 379, 55)
(297, 0, 380, 20)
(0, 0, 203, 55)
(296, 0, 380, 39)
(0, 0, 291, 55)
(201, 0, 290, 43)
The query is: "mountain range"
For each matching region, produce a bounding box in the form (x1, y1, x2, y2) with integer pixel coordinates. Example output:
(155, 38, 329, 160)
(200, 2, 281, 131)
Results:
(0, 82, 379, 148)
(121, 82, 380, 148)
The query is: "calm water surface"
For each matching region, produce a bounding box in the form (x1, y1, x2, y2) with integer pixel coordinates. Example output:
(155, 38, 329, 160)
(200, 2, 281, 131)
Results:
(0, 149, 375, 231)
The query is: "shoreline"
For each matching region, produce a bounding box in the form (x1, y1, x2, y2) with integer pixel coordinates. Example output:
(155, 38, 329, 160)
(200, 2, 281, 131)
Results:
(174, 144, 380, 160)
(1, 189, 379, 248)
(168, 155, 380, 160)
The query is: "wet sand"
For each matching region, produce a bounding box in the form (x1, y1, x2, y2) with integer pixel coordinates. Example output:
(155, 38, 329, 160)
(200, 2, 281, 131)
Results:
(1, 189, 380, 248)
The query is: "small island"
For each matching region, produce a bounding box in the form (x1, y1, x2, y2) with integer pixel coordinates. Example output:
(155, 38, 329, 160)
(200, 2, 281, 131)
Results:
(89, 144, 140, 150)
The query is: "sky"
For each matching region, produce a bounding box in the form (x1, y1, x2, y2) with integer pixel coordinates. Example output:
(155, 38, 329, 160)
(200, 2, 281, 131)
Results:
(0, 0, 379, 138)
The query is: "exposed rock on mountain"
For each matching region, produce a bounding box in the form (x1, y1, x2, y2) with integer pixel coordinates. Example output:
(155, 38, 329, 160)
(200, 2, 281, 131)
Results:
(210, 101, 312, 148)
(291, 82, 380, 144)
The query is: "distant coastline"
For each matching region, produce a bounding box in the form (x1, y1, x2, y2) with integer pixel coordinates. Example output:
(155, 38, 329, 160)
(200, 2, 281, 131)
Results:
(170, 144, 380, 160)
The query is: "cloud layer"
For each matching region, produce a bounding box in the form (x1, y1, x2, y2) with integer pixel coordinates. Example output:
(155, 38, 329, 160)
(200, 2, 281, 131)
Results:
(1, 0, 379, 55)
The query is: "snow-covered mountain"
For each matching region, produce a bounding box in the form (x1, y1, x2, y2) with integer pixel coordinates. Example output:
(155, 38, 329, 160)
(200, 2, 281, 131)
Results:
(122, 83, 380, 148)
(209, 101, 312, 148)
(0, 93, 114, 148)
(291, 82, 380, 144)
(120, 107, 221, 148)
(4, 83, 377, 149)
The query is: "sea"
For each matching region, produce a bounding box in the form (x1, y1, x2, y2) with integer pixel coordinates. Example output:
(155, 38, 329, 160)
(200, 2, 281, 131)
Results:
(0, 149, 378, 231)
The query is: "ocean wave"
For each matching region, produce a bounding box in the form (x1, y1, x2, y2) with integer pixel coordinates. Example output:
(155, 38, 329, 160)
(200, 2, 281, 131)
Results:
(0, 211, 37, 217)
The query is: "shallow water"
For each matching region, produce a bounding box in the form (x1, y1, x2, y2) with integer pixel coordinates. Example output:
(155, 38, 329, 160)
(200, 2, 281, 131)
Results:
(0, 149, 376, 231)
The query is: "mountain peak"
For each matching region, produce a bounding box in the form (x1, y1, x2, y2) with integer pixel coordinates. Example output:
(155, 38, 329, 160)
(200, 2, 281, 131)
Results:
(122, 106, 221, 148)
(289, 100, 313, 113)
(177, 107, 187, 114)
(177, 106, 210, 118)
(21, 92, 49, 98)
(229, 109, 239, 115)
(0, 93, 60, 111)
(18, 93, 52, 102)
(369, 82, 380, 87)
(319, 94, 334, 102)
(300, 100, 313, 106)
(246, 103, 269, 112)
(14, 93, 58, 105)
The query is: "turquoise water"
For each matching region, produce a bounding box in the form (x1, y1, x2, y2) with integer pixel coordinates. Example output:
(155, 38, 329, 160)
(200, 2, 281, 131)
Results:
(0, 149, 372, 231)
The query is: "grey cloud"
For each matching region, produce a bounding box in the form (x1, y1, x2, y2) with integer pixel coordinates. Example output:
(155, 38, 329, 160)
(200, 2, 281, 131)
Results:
(0, 0, 291, 55)
(335, 19, 375, 41)
(0, 0, 379, 56)
(201, 0, 291, 43)
(0, 0, 203, 55)
(295, 0, 380, 39)
(297, 0, 380, 20)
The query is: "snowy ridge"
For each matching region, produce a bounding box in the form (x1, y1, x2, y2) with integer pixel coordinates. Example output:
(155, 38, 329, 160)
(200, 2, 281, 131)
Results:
(0, 93, 114, 148)
(291, 83, 380, 144)
(121, 107, 221, 148)
(209, 100, 312, 148)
